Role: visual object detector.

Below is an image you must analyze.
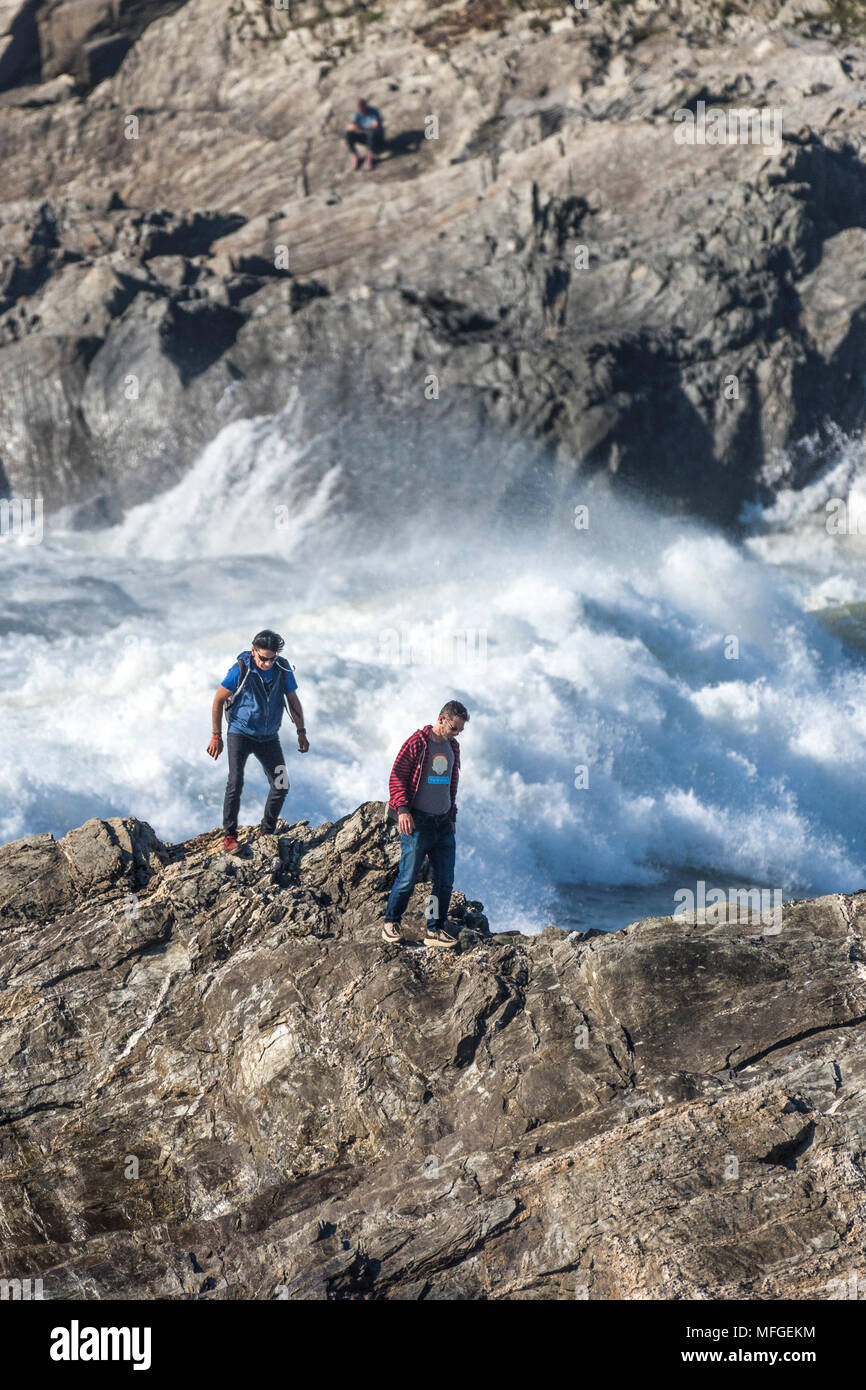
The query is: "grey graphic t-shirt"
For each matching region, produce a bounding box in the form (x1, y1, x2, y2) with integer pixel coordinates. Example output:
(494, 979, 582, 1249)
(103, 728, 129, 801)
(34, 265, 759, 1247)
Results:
(411, 734, 454, 815)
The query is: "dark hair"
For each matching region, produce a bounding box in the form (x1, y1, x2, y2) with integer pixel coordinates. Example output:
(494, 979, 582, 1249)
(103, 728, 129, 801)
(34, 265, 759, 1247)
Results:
(252, 629, 284, 653)
(440, 700, 469, 722)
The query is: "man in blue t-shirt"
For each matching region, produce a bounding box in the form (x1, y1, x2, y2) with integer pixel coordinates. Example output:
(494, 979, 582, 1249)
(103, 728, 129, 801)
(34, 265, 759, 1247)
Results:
(207, 628, 309, 854)
(346, 97, 385, 171)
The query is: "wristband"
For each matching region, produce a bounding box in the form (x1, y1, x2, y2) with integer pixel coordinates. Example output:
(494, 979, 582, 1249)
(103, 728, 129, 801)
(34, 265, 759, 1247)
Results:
(297, 727, 306, 734)
(212, 732, 222, 737)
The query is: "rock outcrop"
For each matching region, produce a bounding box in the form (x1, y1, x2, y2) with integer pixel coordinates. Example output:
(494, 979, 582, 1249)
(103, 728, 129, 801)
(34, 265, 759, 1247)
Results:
(1, 800, 865, 1299)
(3, 1, 866, 524)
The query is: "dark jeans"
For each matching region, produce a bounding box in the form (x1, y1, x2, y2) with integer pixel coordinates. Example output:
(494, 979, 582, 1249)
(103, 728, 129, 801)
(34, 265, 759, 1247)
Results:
(385, 808, 455, 928)
(223, 733, 288, 836)
(346, 126, 385, 155)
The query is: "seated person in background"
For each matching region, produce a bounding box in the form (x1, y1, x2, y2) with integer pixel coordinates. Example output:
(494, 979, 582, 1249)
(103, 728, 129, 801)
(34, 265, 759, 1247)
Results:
(346, 97, 385, 171)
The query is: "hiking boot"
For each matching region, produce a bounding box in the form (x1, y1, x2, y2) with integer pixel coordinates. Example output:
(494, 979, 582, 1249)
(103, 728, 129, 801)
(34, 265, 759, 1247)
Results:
(382, 922, 403, 944)
(424, 926, 457, 950)
(223, 835, 240, 854)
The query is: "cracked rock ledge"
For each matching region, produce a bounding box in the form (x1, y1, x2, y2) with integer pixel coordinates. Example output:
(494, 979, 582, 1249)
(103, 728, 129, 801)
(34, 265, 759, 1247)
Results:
(1, 800, 865, 1299)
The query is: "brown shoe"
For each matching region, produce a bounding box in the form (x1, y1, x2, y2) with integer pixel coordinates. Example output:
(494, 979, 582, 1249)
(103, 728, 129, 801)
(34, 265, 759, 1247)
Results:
(424, 926, 457, 950)
(382, 922, 403, 944)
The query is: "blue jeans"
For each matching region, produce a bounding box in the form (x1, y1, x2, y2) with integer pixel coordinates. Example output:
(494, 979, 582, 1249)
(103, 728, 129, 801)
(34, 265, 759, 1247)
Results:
(385, 809, 455, 928)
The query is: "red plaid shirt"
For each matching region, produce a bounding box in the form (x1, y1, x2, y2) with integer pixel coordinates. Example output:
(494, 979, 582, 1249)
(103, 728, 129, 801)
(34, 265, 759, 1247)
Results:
(388, 724, 460, 822)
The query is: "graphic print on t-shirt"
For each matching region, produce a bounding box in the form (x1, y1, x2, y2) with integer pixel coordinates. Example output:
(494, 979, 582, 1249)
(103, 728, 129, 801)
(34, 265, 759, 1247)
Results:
(411, 735, 454, 815)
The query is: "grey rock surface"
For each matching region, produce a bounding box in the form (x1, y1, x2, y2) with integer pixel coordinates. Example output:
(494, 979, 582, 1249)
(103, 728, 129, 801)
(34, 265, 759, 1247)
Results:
(2, 1, 866, 521)
(1, 800, 865, 1299)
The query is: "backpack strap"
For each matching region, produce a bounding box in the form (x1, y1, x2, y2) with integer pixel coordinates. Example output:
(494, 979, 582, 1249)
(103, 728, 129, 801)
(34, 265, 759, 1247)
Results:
(226, 655, 292, 714)
(276, 655, 294, 717)
(225, 657, 248, 709)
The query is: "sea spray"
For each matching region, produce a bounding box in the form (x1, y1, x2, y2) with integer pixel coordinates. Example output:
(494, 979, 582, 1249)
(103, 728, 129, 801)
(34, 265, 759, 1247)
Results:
(3, 417, 866, 931)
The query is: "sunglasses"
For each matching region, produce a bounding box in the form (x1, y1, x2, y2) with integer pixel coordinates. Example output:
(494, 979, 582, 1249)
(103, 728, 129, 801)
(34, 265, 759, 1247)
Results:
(254, 651, 277, 664)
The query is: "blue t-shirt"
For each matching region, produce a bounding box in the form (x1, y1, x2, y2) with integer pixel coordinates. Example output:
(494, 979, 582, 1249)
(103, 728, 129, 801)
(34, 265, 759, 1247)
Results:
(222, 660, 298, 693)
(353, 106, 381, 130)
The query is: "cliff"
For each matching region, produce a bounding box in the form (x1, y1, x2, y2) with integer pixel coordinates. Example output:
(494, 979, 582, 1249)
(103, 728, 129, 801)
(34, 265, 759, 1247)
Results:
(1, 802, 865, 1299)
(3, 1, 866, 525)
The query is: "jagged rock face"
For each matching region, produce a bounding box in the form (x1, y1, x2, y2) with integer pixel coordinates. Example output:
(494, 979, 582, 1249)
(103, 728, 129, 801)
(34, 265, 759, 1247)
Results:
(1, 801, 865, 1299)
(2, 1, 866, 522)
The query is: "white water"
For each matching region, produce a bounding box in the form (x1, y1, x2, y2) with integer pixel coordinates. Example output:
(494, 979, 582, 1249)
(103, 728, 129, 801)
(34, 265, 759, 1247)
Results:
(4, 414, 866, 932)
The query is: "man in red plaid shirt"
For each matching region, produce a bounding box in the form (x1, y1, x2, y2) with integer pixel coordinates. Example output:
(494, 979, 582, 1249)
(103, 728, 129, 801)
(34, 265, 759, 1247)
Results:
(383, 701, 469, 948)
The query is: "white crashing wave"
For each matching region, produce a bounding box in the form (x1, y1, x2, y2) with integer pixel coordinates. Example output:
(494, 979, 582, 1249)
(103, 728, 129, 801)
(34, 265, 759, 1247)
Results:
(3, 414, 866, 932)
